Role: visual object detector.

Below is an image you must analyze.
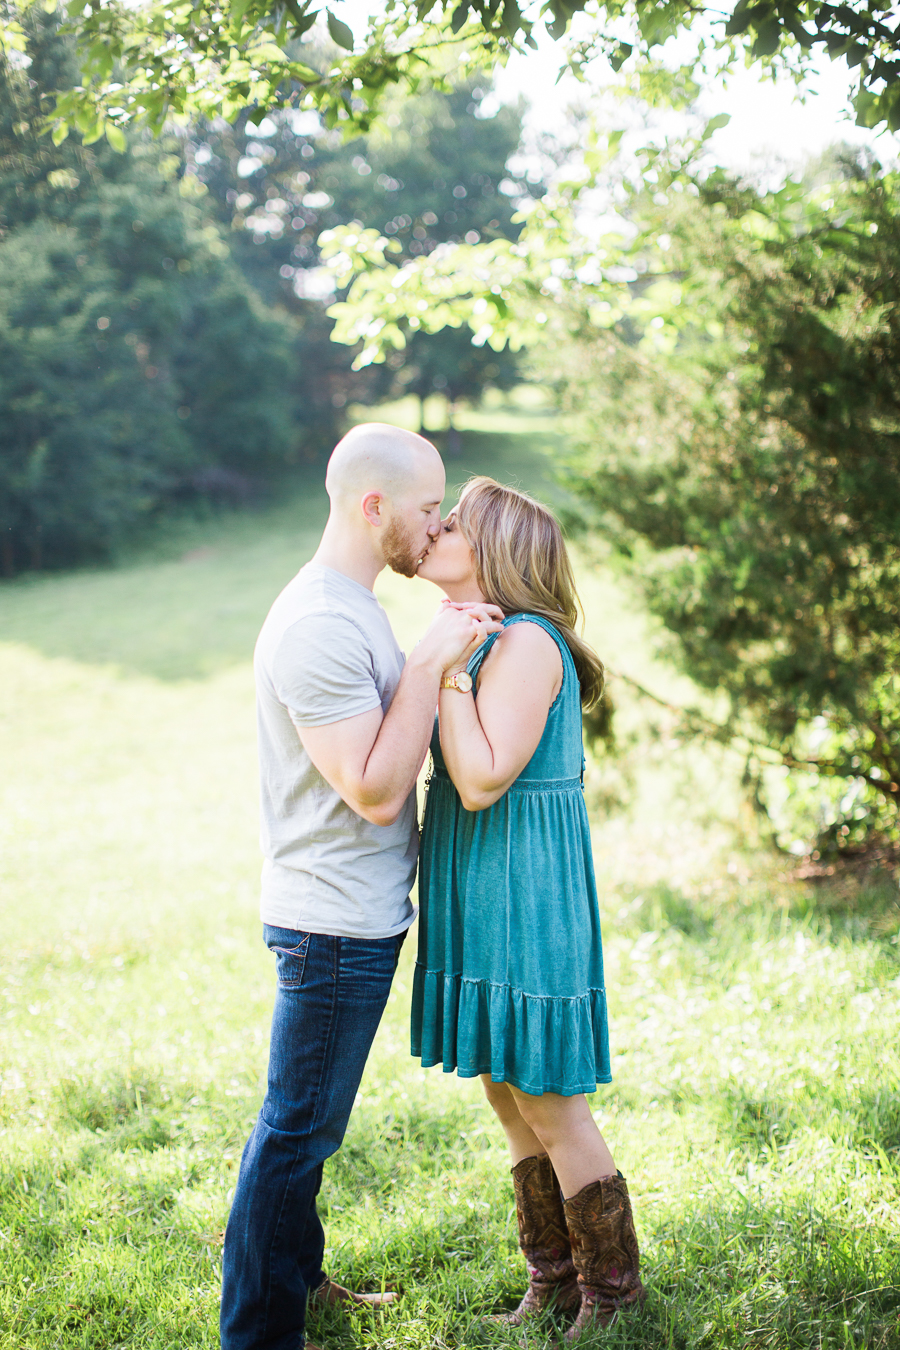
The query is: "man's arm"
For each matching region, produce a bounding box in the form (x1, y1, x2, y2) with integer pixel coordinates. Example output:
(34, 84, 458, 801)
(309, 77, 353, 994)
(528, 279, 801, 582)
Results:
(297, 604, 502, 826)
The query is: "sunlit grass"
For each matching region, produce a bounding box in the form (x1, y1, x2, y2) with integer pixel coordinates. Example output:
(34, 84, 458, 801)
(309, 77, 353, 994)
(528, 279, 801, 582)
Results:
(2, 413, 898, 1348)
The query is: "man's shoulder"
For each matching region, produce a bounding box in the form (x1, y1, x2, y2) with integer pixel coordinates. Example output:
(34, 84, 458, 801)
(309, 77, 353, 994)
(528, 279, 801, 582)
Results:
(257, 565, 398, 672)
(262, 566, 363, 636)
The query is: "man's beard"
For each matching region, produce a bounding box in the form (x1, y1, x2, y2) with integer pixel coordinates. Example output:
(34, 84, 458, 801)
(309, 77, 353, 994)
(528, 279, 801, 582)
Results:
(382, 515, 422, 578)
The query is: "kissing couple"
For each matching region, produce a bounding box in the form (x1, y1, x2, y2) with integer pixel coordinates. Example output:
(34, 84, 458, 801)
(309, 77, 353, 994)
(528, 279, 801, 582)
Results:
(219, 422, 646, 1350)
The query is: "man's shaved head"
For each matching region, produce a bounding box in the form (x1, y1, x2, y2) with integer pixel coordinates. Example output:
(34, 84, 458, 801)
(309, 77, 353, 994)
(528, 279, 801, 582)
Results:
(325, 422, 443, 509)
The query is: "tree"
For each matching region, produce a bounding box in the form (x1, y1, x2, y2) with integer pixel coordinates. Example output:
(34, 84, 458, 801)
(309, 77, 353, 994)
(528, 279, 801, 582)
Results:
(0, 13, 296, 572)
(554, 161, 900, 848)
(17, 0, 900, 147)
(384, 323, 520, 437)
(187, 75, 531, 424)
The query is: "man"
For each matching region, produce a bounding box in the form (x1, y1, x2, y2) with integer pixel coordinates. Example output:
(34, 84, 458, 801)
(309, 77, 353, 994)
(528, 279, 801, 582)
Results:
(221, 423, 500, 1350)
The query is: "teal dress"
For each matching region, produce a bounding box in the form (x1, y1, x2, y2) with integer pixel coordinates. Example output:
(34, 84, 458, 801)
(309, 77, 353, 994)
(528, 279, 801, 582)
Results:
(410, 614, 611, 1097)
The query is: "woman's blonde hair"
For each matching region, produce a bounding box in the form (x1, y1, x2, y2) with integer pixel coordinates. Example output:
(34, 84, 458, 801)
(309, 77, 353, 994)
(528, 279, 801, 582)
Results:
(455, 476, 605, 709)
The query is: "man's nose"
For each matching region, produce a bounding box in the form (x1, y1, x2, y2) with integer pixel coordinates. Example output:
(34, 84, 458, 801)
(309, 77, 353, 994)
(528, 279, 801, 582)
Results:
(427, 518, 441, 538)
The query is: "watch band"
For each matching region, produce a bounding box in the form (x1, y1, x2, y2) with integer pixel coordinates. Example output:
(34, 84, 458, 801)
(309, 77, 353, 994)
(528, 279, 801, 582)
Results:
(441, 671, 473, 693)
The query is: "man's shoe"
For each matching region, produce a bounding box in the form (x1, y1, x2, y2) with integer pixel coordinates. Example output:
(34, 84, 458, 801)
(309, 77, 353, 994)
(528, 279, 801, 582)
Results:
(310, 1277, 398, 1309)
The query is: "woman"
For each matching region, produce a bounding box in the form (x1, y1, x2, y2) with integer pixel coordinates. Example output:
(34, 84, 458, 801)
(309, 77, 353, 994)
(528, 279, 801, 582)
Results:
(411, 477, 645, 1337)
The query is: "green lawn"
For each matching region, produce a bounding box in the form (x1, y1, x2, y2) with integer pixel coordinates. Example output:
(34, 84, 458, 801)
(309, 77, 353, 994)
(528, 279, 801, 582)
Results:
(1, 412, 898, 1348)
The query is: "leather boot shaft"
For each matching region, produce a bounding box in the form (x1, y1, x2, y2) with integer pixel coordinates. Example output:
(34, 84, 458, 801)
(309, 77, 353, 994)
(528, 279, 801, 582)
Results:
(491, 1153, 579, 1325)
(512, 1153, 568, 1255)
(563, 1173, 645, 1337)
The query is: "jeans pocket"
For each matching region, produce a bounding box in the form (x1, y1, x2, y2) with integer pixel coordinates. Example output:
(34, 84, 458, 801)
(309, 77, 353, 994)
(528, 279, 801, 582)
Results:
(272, 934, 311, 988)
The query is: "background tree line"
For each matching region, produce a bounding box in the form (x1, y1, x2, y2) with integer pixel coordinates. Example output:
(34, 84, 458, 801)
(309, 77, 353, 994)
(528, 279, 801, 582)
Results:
(0, 11, 528, 572)
(554, 156, 900, 853)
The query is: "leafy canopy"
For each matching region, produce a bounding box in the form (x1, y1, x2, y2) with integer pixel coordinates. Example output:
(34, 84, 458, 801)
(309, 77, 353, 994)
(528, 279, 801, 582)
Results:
(3, 0, 899, 147)
(186, 75, 529, 428)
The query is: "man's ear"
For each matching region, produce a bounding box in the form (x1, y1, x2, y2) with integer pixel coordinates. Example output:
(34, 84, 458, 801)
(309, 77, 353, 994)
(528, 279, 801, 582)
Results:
(360, 490, 385, 528)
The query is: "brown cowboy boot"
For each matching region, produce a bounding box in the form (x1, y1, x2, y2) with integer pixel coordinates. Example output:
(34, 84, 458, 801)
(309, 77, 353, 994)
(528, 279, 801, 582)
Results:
(563, 1172, 645, 1339)
(491, 1153, 581, 1325)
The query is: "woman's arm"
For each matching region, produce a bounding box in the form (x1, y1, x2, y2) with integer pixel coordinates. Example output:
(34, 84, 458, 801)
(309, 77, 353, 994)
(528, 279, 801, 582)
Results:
(438, 622, 563, 811)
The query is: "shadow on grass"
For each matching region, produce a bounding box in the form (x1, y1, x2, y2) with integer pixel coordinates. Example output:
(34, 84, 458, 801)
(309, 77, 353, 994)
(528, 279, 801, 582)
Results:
(640, 1190, 900, 1350)
(618, 871, 900, 964)
(52, 1068, 256, 1159)
(787, 867, 900, 944)
(332, 1095, 494, 1193)
(716, 1082, 900, 1160)
(600, 1071, 900, 1165)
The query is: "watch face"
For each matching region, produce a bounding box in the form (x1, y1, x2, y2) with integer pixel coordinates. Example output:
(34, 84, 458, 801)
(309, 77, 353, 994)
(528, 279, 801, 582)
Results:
(456, 671, 473, 692)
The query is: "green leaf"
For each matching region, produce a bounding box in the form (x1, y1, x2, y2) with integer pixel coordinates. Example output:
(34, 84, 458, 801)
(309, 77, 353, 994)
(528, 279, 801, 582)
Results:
(701, 113, 731, 141)
(50, 119, 69, 146)
(637, 7, 679, 49)
(751, 18, 782, 58)
(105, 122, 127, 153)
(450, 2, 469, 34)
(724, 0, 759, 38)
(326, 11, 353, 50)
(609, 41, 632, 72)
(290, 9, 319, 36)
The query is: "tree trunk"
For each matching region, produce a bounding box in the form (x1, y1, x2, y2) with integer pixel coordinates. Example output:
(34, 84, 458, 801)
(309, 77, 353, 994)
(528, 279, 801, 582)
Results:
(445, 398, 461, 456)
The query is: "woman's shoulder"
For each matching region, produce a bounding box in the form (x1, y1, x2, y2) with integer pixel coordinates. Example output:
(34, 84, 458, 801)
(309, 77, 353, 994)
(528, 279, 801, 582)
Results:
(501, 613, 567, 653)
(483, 615, 564, 670)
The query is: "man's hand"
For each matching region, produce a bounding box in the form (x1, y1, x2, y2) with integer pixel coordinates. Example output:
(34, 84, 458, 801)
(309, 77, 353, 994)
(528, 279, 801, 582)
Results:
(414, 603, 503, 676)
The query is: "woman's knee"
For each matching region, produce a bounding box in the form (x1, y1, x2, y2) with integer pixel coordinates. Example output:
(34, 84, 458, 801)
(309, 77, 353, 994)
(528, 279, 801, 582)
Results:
(481, 1075, 520, 1120)
(511, 1089, 583, 1140)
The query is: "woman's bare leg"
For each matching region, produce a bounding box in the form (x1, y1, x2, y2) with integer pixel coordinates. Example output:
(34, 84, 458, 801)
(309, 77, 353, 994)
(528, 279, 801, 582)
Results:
(480, 1079, 643, 1329)
(480, 1075, 546, 1165)
(506, 1085, 616, 1198)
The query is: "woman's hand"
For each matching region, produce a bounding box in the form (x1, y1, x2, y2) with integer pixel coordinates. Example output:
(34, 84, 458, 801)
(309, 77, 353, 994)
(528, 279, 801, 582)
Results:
(416, 602, 502, 676)
(437, 600, 505, 674)
(440, 598, 505, 621)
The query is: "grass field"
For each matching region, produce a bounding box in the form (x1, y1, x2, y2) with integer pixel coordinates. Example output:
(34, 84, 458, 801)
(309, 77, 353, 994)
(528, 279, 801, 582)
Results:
(1, 409, 899, 1349)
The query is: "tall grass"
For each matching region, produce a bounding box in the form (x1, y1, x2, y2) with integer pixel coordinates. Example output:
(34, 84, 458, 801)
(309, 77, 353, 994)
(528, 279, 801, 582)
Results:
(1, 413, 898, 1348)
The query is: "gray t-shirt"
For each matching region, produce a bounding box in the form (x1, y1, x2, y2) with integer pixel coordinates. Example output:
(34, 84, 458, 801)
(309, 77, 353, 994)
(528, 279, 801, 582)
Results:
(254, 562, 418, 938)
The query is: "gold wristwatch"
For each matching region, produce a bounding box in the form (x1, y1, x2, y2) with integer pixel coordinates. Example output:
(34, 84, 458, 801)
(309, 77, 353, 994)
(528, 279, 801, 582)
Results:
(441, 671, 473, 693)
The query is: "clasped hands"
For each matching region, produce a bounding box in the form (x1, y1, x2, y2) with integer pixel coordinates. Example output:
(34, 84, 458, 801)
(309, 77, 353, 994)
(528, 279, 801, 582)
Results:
(417, 597, 504, 677)
(437, 598, 504, 676)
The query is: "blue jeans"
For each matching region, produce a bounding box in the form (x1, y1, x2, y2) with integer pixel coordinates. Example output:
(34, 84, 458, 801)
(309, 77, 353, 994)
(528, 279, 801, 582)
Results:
(220, 925, 403, 1350)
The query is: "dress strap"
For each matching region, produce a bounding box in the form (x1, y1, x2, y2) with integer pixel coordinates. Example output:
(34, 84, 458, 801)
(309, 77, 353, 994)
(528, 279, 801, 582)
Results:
(467, 627, 502, 680)
(466, 612, 577, 686)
